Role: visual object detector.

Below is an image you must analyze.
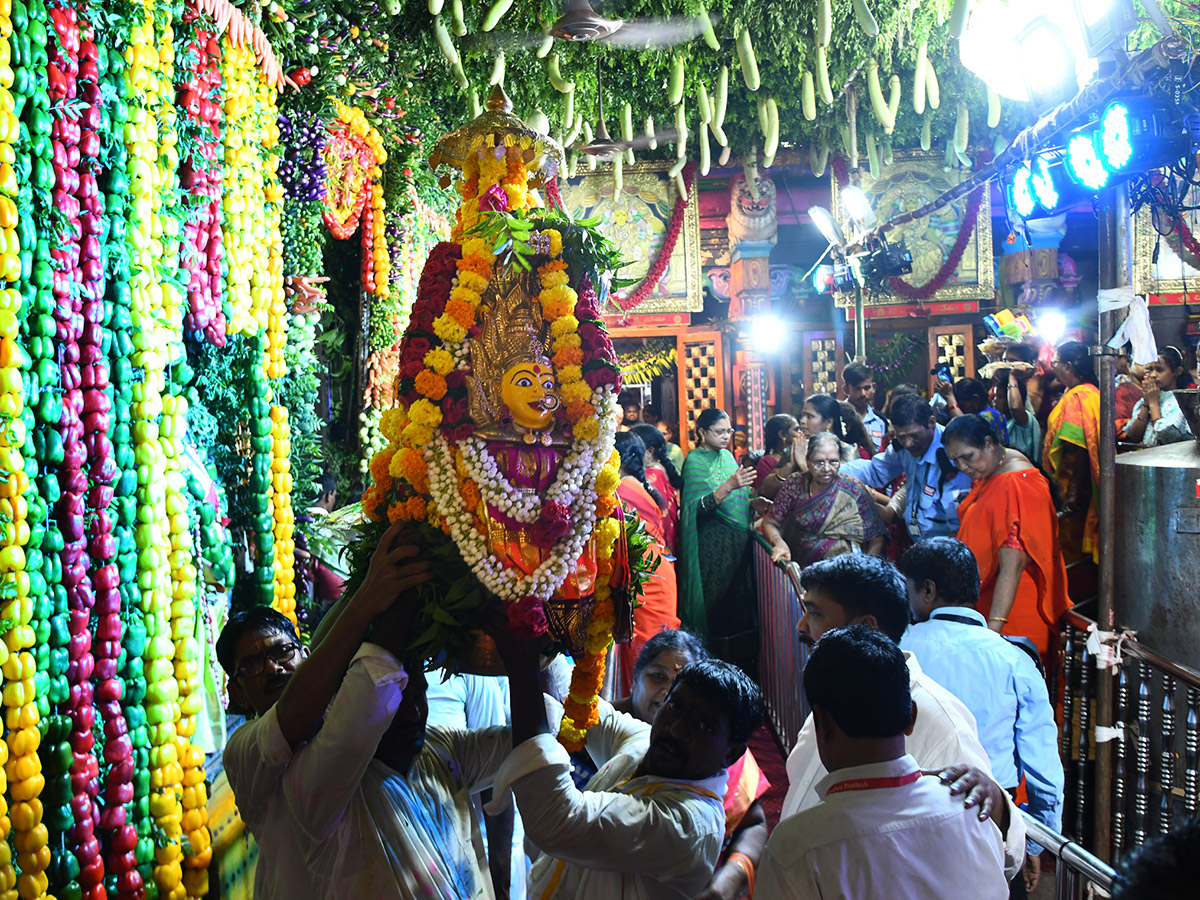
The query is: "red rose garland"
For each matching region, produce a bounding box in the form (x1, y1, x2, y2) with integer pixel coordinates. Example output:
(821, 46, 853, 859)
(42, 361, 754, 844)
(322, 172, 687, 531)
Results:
(610, 163, 696, 314)
(1172, 215, 1200, 262)
(888, 185, 986, 301)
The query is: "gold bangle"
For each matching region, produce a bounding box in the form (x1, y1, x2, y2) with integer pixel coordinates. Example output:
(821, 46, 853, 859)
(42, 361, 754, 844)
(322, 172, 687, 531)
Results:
(988, 616, 1008, 624)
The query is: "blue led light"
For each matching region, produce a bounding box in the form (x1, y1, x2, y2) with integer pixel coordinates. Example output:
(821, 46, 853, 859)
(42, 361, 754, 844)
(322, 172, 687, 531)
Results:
(1100, 101, 1133, 171)
(1009, 164, 1036, 218)
(1031, 156, 1059, 211)
(1065, 132, 1110, 191)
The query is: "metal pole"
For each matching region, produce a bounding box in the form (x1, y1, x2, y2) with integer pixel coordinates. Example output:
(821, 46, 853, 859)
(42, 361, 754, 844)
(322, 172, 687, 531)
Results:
(1092, 182, 1130, 861)
(853, 282, 866, 362)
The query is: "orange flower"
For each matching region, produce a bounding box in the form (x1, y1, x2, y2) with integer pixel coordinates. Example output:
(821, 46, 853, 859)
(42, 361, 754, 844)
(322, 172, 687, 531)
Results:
(553, 346, 584, 368)
(362, 486, 385, 521)
(414, 370, 448, 401)
(566, 400, 594, 424)
(387, 500, 411, 523)
(460, 477, 482, 509)
(538, 259, 568, 276)
(445, 297, 476, 328)
(594, 494, 617, 518)
(458, 255, 493, 278)
(406, 496, 428, 520)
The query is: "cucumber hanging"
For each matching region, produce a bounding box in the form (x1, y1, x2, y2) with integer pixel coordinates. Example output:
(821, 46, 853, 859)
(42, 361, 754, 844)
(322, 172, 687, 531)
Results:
(433, 15, 459, 65)
(547, 53, 573, 93)
(867, 131, 881, 178)
(719, 144, 733, 166)
(816, 45, 834, 106)
(866, 60, 894, 133)
(810, 140, 830, 177)
(489, 51, 505, 86)
(699, 119, 711, 175)
(954, 101, 969, 153)
(451, 0, 466, 35)
(482, 0, 513, 32)
(645, 116, 658, 150)
(429, 0, 444, 13)
(802, 71, 816, 121)
(699, 6, 720, 50)
(613, 155, 623, 192)
(537, 34, 554, 58)
(925, 57, 940, 110)
(853, 0, 880, 37)
(736, 25, 761, 91)
(675, 103, 688, 158)
(697, 81, 711, 124)
(886, 75, 901, 135)
(714, 65, 729, 126)
(817, 0, 832, 47)
(920, 114, 932, 151)
(622, 102, 634, 164)
(763, 97, 779, 159)
(668, 55, 685, 106)
(913, 41, 927, 115)
(987, 87, 1001, 128)
(948, 0, 971, 39)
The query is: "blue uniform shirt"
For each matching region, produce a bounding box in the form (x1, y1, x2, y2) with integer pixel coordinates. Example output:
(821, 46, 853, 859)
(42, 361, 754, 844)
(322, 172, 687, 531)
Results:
(900, 607, 1065, 855)
(858, 405, 887, 453)
(841, 423, 972, 541)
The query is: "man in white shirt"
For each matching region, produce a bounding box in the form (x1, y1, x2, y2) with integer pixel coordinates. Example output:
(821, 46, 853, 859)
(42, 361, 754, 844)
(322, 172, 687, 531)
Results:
(217, 523, 430, 900)
(494, 646, 764, 900)
(779, 554, 1026, 876)
(757, 626, 1010, 899)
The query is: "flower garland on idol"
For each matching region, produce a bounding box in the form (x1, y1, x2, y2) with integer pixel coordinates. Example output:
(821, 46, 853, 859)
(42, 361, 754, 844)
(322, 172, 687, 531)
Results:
(360, 109, 628, 749)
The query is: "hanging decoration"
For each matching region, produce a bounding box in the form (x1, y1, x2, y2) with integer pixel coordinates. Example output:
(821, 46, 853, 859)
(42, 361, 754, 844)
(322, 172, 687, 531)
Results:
(888, 185, 987, 301)
(864, 330, 925, 374)
(616, 339, 678, 384)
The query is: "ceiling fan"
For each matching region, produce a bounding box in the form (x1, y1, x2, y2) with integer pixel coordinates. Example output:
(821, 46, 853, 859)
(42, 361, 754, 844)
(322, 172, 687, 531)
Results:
(576, 62, 677, 159)
(548, 0, 708, 48)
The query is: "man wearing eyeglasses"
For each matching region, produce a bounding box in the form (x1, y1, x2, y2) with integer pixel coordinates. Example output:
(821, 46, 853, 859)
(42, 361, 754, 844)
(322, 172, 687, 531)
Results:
(216, 523, 431, 900)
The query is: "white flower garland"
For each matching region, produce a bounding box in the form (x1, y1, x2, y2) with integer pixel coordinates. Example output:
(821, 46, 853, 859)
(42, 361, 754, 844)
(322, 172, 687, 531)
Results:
(425, 386, 619, 601)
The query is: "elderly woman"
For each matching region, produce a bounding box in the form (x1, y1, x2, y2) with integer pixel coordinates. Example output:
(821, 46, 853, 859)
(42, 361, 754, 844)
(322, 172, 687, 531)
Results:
(762, 432, 886, 567)
(944, 414, 1072, 669)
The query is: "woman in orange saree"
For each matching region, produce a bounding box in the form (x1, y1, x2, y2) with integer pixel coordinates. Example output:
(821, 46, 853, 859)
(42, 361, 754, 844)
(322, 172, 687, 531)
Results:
(613, 433, 679, 694)
(944, 415, 1072, 670)
(1042, 341, 1101, 567)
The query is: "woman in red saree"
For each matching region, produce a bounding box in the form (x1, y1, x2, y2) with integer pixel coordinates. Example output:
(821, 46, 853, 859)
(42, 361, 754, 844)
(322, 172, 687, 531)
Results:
(944, 415, 1072, 670)
(612, 630, 769, 900)
(630, 423, 682, 555)
(613, 432, 679, 694)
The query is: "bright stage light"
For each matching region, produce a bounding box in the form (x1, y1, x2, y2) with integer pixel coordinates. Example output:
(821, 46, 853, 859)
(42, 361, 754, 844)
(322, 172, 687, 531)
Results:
(1099, 101, 1132, 170)
(1096, 98, 1187, 175)
(749, 315, 786, 354)
(1030, 156, 1061, 212)
(840, 186, 876, 226)
(808, 206, 845, 247)
(1009, 164, 1037, 219)
(1037, 309, 1068, 345)
(1065, 131, 1110, 191)
(1016, 16, 1078, 111)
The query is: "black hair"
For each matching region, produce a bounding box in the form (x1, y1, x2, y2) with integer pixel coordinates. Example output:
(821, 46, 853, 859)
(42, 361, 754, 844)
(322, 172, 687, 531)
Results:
(1112, 816, 1200, 900)
(943, 413, 1002, 450)
(1003, 344, 1038, 364)
(898, 537, 981, 608)
(953, 377, 989, 409)
(216, 606, 300, 676)
(614, 432, 664, 507)
(888, 393, 934, 430)
(633, 628, 709, 679)
(764, 414, 798, 454)
(1160, 345, 1195, 388)
(669, 658, 764, 744)
(318, 472, 338, 497)
(799, 554, 911, 643)
(618, 390, 642, 408)
(803, 624, 914, 739)
(695, 407, 730, 437)
(843, 362, 874, 388)
(630, 423, 683, 489)
(804, 393, 844, 439)
(742, 450, 765, 468)
(838, 400, 875, 454)
(806, 431, 843, 464)
(1056, 340, 1097, 385)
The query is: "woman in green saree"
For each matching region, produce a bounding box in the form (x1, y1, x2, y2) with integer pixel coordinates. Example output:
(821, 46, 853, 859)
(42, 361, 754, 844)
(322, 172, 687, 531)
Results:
(680, 408, 758, 671)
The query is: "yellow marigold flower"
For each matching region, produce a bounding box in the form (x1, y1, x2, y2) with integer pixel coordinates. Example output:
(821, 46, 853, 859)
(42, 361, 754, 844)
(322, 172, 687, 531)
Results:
(540, 269, 570, 289)
(544, 229, 563, 257)
(409, 398, 443, 427)
(450, 285, 482, 310)
(388, 451, 407, 480)
(554, 333, 582, 351)
(594, 465, 620, 497)
(562, 380, 592, 405)
(541, 299, 574, 321)
(462, 238, 490, 260)
(423, 348, 455, 376)
(459, 270, 489, 293)
(433, 313, 468, 344)
(455, 449, 470, 478)
(503, 185, 527, 210)
(426, 501, 441, 527)
(557, 365, 582, 385)
(403, 422, 435, 446)
(573, 418, 600, 441)
(381, 410, 407, 442)
(550, 315, 579, 338)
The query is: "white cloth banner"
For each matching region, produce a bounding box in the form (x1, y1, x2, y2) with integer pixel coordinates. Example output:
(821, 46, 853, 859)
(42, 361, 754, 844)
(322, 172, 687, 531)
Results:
(1099, 284, 1158, 366)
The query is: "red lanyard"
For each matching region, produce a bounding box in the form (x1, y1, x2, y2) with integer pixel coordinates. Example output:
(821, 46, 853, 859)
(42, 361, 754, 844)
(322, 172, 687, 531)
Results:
(825, 770, 922, 796)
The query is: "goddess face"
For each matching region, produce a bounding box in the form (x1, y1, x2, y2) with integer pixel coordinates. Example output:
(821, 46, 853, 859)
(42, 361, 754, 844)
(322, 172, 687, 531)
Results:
(500, 361, 560, 431)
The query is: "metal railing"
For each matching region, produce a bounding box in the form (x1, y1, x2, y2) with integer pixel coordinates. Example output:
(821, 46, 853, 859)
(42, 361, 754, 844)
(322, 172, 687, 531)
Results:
(1022, 811, 1116, 899)
(1060, 608, 1200, 862)
(752, 534, 810, 755)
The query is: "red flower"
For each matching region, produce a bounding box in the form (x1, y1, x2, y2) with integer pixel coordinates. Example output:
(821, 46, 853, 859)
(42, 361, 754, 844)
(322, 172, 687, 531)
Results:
(404, 335, 432, 360)
(530, 501, 572, 550)
(442, 393, 470, 424)
(402, 358, 424, 379)
(448, 422, 476, 442)
(507, 596, 548, 640)
(409, 305, 437, 333)
(584, 362, 621, 391)
(445, 369, 468, 391)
